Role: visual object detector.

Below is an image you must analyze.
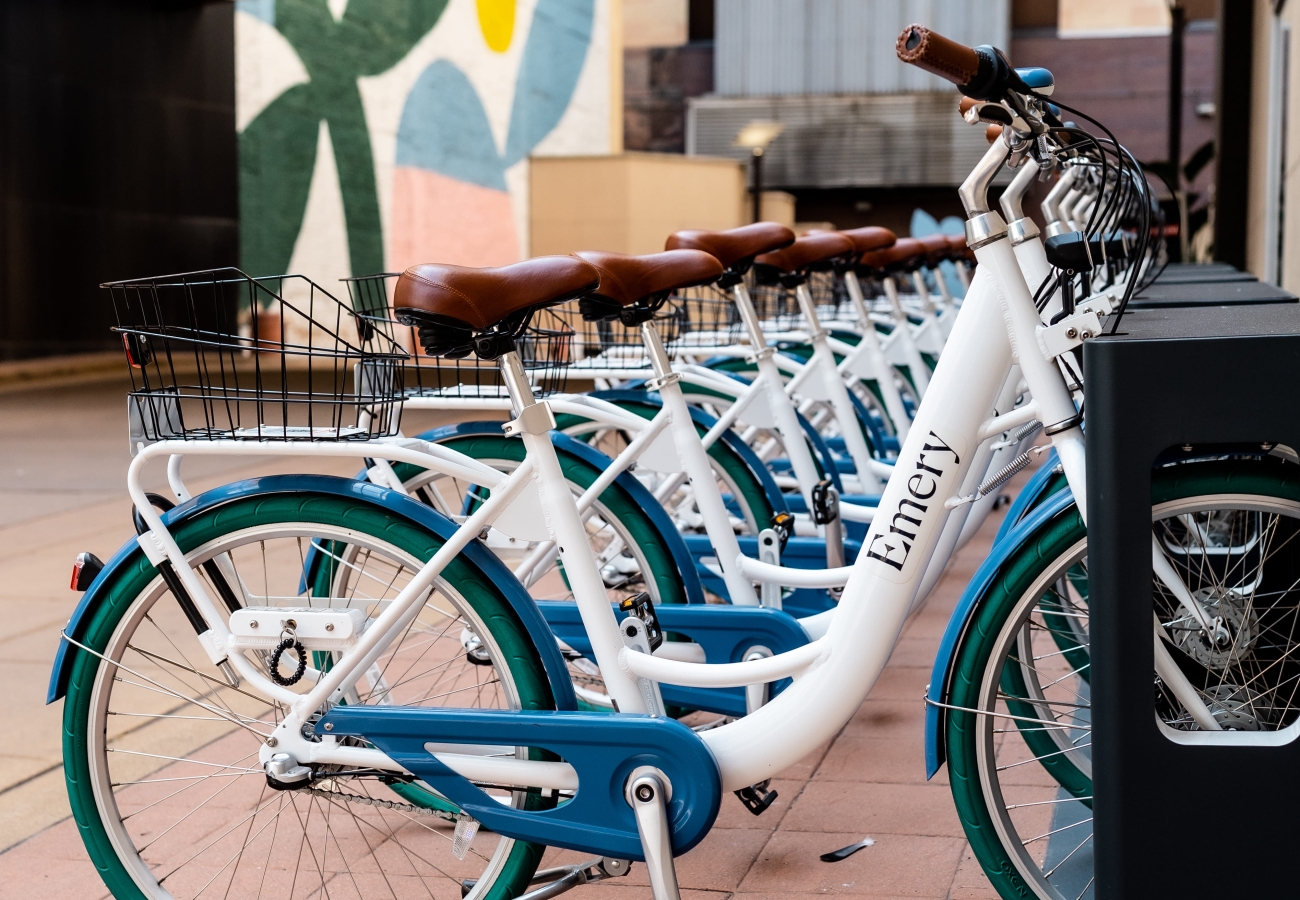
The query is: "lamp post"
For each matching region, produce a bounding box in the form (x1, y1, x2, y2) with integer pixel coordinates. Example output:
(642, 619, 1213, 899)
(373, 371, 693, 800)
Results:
(1169, 0, 1188, 260)
(734, 121, 785, 223)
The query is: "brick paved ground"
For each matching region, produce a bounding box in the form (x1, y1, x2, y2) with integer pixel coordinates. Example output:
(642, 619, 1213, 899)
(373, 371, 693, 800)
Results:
(0, 375, 1029, 899)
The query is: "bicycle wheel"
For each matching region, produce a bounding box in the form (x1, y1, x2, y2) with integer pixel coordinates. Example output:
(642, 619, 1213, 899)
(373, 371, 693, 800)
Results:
(947, 458, 1300, 900)
(390, 432, 693, 706)
(62, 488, 557, 900)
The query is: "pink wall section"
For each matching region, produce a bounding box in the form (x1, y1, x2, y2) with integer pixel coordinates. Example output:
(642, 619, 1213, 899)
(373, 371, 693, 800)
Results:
(389, 166, 521, 272)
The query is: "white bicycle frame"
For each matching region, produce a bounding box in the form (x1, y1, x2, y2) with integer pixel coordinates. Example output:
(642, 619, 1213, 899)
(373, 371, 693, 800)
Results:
(120, 136, 1095, 807)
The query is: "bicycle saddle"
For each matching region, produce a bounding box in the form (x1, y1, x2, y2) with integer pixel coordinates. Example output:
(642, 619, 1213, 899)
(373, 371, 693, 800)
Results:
(573, 250, 724, 313)
(665, 222, 795, 269)
(918, 234, 954, 265)
(393, 256, 599, 357)
(754, 231, 855, 276)
(839, 226, 897, 255)
(857, 237, 927, 273)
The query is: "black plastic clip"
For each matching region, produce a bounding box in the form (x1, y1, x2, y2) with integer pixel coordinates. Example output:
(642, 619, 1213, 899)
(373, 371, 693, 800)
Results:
(811, 478, 840, 526)
(617, 592, 663, 651)
(734, 780, 779, 816)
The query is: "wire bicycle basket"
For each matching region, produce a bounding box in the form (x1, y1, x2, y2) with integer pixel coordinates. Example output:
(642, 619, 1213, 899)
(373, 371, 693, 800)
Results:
(561, 297, 685, 379)
(106, 268, 407, 447)
(343, 273, 574, 399)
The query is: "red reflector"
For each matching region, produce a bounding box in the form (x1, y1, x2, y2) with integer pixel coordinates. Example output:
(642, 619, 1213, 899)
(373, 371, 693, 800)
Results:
(70, 560, 83, 591)
(122, 333, 142, 368)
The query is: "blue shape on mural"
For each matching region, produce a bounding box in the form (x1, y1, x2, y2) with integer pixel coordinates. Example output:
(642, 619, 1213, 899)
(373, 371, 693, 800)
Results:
(396, 60, 508, 190)
(910, 208, 967, 298)
(236, 0, 276, 25)
(395, 0, 595, 185)
(504, 0, 595, 166)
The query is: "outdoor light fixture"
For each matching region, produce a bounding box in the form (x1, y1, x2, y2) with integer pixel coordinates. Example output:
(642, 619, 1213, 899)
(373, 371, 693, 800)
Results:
(734, 120, 785, 223)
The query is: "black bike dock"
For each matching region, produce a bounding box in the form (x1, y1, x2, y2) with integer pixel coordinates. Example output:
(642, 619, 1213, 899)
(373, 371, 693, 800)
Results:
(1086, 297, 1300, 898)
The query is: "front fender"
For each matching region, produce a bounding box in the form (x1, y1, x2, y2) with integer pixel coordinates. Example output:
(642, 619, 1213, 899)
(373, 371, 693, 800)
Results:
(48, 474, 578, 711)
(924, 488, 1076, 778)
(992, 448, 1062, 546)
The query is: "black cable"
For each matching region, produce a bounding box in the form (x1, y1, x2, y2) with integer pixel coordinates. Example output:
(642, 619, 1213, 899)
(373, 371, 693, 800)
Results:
(1040, 97, 1153, 332)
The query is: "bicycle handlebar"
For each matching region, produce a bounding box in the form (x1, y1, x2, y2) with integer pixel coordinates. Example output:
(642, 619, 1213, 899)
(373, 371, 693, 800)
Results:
(895, 25, 980, 87)
(896, 24, 1027, 103)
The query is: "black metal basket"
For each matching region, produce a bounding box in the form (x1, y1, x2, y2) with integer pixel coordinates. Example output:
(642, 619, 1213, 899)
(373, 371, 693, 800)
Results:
(562, 299, 684, 375)
(805, 270, 853, 323)
(344, 273, 574, 398)
(670, 282, 750, 349)
(106, 268, 407, 446)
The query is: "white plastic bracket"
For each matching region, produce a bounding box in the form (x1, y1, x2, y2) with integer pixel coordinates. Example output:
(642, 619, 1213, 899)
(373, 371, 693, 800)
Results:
(502, 402, 557, 437)
(645, 371, 681, 392)
(1036, 309, 1102, 361)
(1076, 290, 1116, 317)
(135, 528, 169, 566)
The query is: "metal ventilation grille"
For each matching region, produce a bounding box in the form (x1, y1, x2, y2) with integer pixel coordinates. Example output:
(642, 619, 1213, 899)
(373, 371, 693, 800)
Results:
(687, 93, 1007, 189)
(715, 0, 1010, 98)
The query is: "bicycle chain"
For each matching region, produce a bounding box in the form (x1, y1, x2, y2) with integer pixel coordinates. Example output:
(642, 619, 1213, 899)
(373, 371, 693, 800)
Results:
(304, 780, 460, 822)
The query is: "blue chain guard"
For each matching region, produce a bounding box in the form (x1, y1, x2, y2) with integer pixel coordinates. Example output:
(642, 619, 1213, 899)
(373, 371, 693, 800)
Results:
(316, 706, 722, 860)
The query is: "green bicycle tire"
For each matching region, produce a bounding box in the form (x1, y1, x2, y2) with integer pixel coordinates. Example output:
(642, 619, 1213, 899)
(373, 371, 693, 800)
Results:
(62, 491, 556, 900)
(947, 459, 1300, 899)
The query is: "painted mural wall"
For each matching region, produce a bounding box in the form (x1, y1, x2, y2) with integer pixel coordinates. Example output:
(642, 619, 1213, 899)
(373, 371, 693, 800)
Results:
(235, 0, 615, 293)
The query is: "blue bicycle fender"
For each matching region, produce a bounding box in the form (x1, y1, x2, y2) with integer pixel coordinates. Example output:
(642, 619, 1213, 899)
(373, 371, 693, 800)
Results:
(538, 600, 809, 716)
(406, 421, 707, 604)
(49, 475, 578, 712)
(578, 389, 790, 516)
(316, 706, 721, 860)
(992, 448, 1061, 546)
(923, 488, 1077, 777)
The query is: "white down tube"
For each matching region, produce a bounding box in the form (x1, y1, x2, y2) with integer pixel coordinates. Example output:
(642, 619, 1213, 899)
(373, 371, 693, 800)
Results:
(699, 267, 1014, 791)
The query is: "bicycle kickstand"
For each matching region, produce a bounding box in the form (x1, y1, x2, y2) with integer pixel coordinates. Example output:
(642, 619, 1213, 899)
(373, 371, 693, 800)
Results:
(627, 767, 682, 900)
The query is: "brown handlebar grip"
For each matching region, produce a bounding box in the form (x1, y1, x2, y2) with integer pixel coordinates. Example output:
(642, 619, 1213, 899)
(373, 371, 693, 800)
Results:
(985, 124, 1003, 143)
(958, 96, 978, 116)
(896, 25, 980, 87)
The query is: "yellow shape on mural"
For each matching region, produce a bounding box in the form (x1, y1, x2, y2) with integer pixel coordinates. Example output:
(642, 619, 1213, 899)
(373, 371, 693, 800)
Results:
(476, 0, 515, 52)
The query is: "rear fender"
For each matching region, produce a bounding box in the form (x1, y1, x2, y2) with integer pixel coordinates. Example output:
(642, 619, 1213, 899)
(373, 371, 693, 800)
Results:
(404, 420, 707, 604)
(992, 448, 1062, 546)
(49, 475, 578, 711)
(577, 389, 790, 516)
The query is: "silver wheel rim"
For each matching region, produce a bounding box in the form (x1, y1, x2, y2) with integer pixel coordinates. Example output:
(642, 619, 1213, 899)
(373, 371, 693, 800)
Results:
(86, 521, 528, 900)
(975, 492, 1300, 900)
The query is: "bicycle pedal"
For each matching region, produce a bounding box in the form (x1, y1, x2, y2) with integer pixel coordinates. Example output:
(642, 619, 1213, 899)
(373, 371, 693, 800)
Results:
(734, 780, 778, 816)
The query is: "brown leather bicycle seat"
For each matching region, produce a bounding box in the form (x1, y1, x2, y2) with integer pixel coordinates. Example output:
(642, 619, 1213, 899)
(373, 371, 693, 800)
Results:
(394, 256, 599, 332)
(857, 237, 927, 272)
(665, 222, 795, 268)
(839, 226, 897, 255)
(948, 234, 976, 262)
(754, 231, 855, 273)
(573, 249, 723, 306)
(918, 234, 953, 264)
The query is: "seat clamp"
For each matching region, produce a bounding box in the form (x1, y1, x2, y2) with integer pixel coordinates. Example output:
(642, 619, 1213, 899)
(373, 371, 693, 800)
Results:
(645, 372, 681, 392)
(502, 402, 557, 437)
(747, 347, 777, 363)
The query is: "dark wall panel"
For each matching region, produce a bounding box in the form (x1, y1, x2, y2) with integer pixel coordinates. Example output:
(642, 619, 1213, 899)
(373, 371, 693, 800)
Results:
(0, 0, 236, 359)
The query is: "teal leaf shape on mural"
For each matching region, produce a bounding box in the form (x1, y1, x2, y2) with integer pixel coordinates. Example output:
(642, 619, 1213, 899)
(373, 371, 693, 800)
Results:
(239, 0, 451, 283)
(396, 60, 508, 190)
(503, 0, 595, 167)
(395, 0, 595, 191)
